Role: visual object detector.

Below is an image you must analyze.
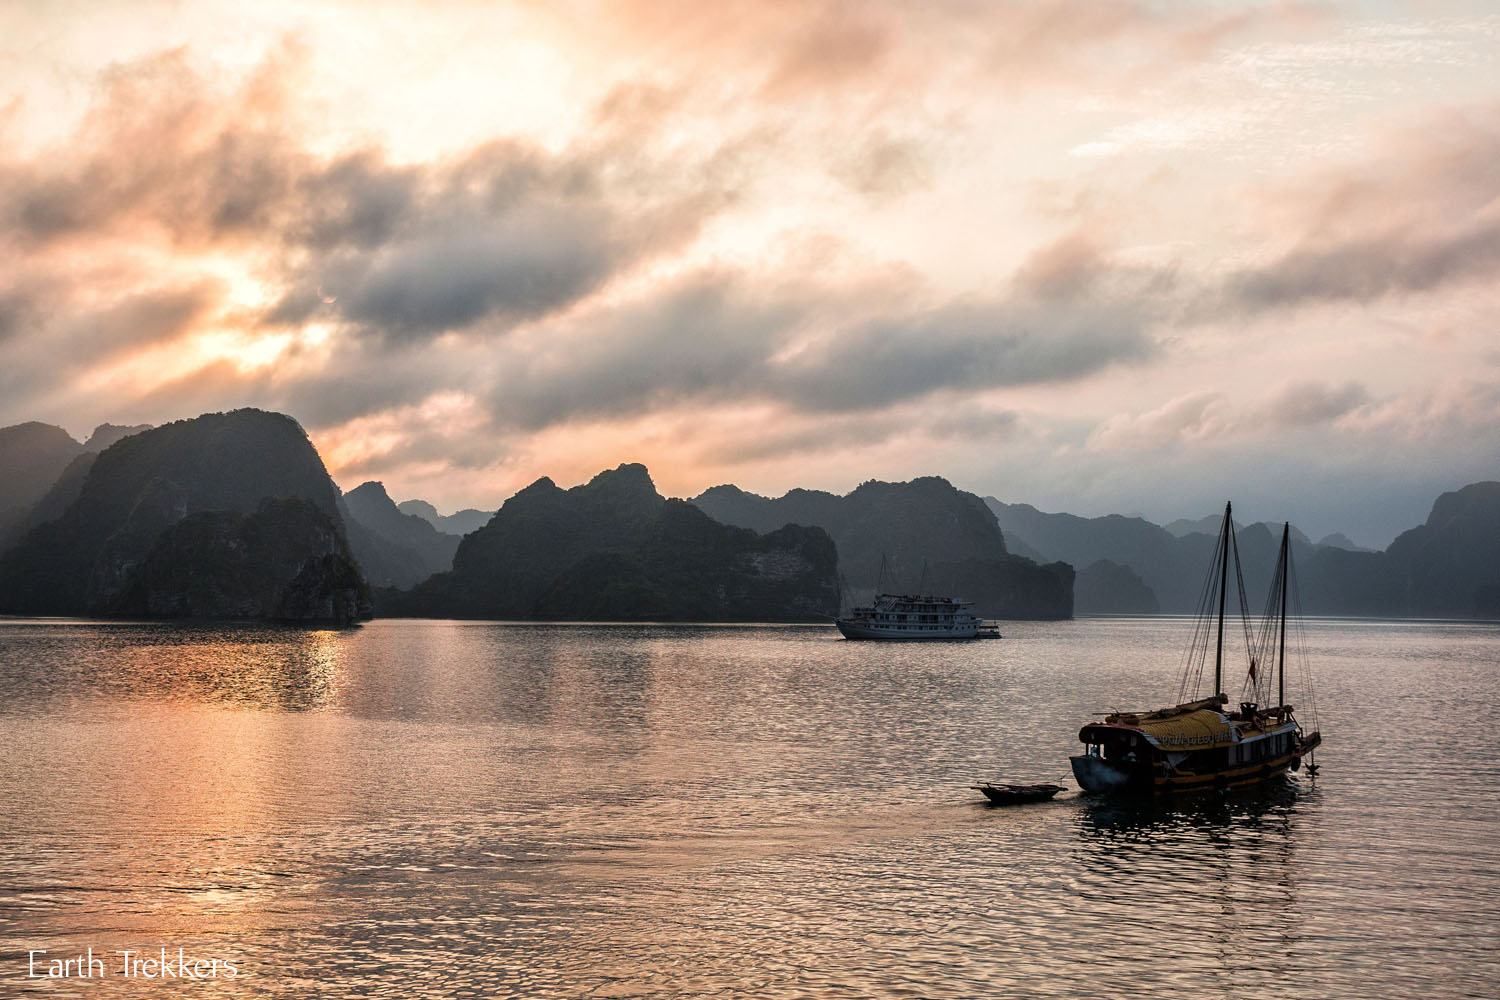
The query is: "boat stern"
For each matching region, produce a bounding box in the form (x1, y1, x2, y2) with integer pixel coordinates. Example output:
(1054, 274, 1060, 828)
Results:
(1069, 754, 1133, 793)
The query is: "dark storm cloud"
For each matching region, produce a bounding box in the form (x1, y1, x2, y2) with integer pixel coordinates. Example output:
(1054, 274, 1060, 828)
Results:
(485, 271, 1156, 430)
(490, 276, 801, 429)
(335, 207, 622, 341)
(294, 150, 420, 251)
(774, 299, 1154, 413)
(1229, 219, 1500, 309)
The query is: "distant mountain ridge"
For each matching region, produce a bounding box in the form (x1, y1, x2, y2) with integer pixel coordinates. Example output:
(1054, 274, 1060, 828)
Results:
(0, 422, 84, 548)
(0, 409, 1489, 622)
(342, 482, 460, 587)
(988, 483, 1500, 618)
(0, 421, 153, 553)
(387, 464, 841, 621)
(692, 477, 1073, 619)
(397, 499, 494, 536)
(1299, 482, 1500, 617)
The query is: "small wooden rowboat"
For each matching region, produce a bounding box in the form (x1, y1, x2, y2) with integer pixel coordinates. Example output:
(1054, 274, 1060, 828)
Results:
(972, 782, 1066, 805)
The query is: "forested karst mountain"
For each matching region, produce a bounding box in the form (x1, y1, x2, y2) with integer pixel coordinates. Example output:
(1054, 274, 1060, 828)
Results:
(388, 464, 840, 621)
(113, 498, 371, 622)
(0, 409, 371, 623)
(692, 478, 1073, 619)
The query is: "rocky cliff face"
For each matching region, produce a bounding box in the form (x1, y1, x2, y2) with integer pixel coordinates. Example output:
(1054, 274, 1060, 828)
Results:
(0, 408, 371, 623)
(387, 464, 840, 621)
(113, 498, 372, 624)
(693, 478, 1073, 620)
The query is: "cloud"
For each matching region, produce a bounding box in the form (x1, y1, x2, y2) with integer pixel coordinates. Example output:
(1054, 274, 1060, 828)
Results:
(1262, 379, 1370, 427)
(68, 284, 220, 361)
(1334, 379, 1500, 441)
(1229, 218, 1500, 309)
(982, 0, 1327, 91)
(0, 288, 36, 345)
(479, 265, 1157, 433)
(760, 2, 893, 98)
(1088, 390, 1230, 451)
(776, 297, 1154, 412)
(834, 133, 935, 200)
(0, 44, 729, 355)
(1225, 102, 1500, 309)
(707, 400, 1020, 465)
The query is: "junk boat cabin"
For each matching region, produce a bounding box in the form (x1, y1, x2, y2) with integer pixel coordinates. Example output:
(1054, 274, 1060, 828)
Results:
(1070, 503, 1322, 795)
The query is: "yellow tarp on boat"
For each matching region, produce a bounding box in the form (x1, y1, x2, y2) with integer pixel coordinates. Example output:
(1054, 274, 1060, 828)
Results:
(1133, 709, 1235, 750)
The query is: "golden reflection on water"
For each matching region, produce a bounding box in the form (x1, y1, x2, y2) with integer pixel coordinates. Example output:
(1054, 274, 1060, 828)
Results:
(0, 618, 1497, 997)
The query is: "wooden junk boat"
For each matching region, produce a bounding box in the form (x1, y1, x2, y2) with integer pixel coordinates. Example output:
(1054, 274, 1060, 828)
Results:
(972, 782, 1066, 806)
(1070, 502, 1322, 796)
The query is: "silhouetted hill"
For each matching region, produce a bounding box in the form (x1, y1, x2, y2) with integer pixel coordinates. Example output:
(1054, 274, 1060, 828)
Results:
(1163, 514, 1234, 538)
(342, 482, 459, 587)
(1301, 482, 1500, 617)
(83, 423, 151, 452)
(1075, 560, 1159, 614)
(694, 478, 1072, 619)
(992, 484, 1500, 618)
(984, 499, 1203, 612)
(0, 409, 371, 623)
(0, 422, 155, 554)
(0, 422, 85, 548)
(1316, 532, 1369, 552)
(397, 499, 494, 536)
(987, 499, 1312, 613)
(388, 464, 840, 620)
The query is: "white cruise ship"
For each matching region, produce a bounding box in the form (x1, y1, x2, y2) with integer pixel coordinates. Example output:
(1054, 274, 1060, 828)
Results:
(836, 593, 1000, 641)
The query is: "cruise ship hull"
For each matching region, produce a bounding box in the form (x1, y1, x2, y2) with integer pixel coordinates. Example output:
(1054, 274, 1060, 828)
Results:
(836, 619, 997, 641)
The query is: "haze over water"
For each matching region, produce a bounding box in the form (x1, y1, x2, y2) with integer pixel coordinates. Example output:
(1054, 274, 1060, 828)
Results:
(1, 618, 1496, 997)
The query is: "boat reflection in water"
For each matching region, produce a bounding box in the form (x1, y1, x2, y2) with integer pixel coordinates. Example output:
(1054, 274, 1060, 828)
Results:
(1071, 503, 1322, 796)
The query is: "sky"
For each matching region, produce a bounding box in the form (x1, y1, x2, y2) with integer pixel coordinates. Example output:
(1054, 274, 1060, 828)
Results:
(1, 0, 1496, 547)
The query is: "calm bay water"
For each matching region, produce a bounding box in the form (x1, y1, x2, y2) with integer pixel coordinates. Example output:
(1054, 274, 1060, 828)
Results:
(1, 617, 1497, 997)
